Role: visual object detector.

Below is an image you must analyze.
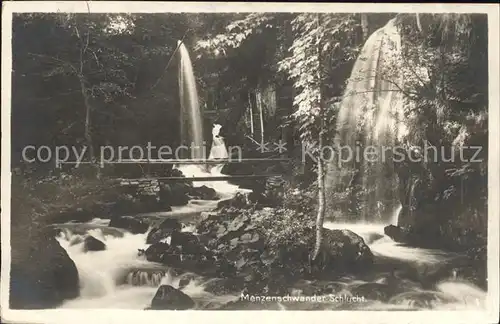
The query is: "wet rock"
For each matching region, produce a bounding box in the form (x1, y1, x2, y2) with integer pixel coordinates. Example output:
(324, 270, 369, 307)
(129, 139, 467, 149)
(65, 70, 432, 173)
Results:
(146, 218, 182, 244)
(138, 194, 171, 213)
(178, 278, 191, 290)
(109, 215, 149, 234)
(149, 285, 195, 310)
(171, 231, 199, 247)
(189, 185, 219, 200)
(51, 208, 94, 224)
(144, 237, 226, 277)
(89, 202, 116, 218)
(388, 291, 455, 309)
(384, 225, 407, 243)
(160, 183, 190, 207)
(83, 235, 106, 252)
(10, 235, 79, 309)
(110, 196, 140, 216)
(146, 228, 168, 245)
(170, 231, 213, 257)
(159, 218, 183, 231)
(351, 282, 394, 302)
(176, 272, 201, 290)
(311, 229, 374, 274)
(383, 225, 427, 247)
(144, 242, 181, 265)
(247, 190, 280, 208)
(171, 168, 186, 178)
(216, 193, 249, 210)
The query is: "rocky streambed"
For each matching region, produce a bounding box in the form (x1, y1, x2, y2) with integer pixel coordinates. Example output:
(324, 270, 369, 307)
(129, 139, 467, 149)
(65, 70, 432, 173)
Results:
(9, 177, 487, 311)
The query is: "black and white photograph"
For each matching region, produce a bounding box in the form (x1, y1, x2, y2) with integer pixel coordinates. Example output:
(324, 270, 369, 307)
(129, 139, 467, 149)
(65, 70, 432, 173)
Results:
(1, 2, 499, 324)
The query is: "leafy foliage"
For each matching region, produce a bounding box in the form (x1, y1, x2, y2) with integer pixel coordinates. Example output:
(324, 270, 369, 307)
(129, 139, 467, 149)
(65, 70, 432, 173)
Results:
(278, 14, 360, 149)
(196, 13, 275, 57)
(377, 14, 489, 235)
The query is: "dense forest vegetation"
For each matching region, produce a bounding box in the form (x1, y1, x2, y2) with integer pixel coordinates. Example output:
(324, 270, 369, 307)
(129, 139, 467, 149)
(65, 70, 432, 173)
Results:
(8, 12, 489, 310)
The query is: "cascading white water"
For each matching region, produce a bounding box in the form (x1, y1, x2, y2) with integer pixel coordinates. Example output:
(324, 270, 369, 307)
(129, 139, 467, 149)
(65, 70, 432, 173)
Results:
(325, 18, 407, 222)
(390, 203, 402, 226)
(56, 219, 241, 309)
(57, 215, 486, 310)
(177, 123, 245, 196)
(319, 18, 486, 310)
(178, 40, 204, 160)
(54, 42, 248, 309)
(56, 228, 158, 308)
(177, 41, 246, 196)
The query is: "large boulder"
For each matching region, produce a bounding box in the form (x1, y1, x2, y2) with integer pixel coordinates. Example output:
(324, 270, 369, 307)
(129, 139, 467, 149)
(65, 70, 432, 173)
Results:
(189, 185, 219, 200)
(10, 234, 80, 309)
(148, 285, 195, 310)
(146, 218, 182, 244)
(144, 233, 234, 278)
(384, 225, 408, 243)
(137, 194, 171, 213)
(310, 229, 374, 274)
(383, 224, 431, 247)
(145, 242, 181, 265)
(109, 196, 140, 217)
(83, 235, 106, 252)
(195, 205, 376, 293)
(215, 193, 251, 210)
(109, 215, 149, 234)
(51, 208, 94, 224)
(159, 182, 190, 207)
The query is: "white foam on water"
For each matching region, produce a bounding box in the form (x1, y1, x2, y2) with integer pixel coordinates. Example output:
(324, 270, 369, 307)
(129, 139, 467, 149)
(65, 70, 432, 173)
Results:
(324, 221, 461, 265)
(176, 163, 248, 199)
(434, 280, 487, 310)
(57, 229, 152, 301)
(60, 286, 157, 309)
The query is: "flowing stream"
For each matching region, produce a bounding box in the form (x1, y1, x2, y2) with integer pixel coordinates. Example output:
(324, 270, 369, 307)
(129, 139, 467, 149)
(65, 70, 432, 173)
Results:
(55, 207, 487, 310)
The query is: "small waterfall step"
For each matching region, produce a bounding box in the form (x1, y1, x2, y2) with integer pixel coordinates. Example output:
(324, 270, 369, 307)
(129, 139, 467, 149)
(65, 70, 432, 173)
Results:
(49, 223, 127, 238)
(123, 269, 168, 287)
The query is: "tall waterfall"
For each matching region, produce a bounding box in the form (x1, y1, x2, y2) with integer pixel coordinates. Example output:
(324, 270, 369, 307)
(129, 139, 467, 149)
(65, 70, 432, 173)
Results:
(178, 40, 204, 160)
(175, 42, 244, 196)
(326, 18, 407, 222)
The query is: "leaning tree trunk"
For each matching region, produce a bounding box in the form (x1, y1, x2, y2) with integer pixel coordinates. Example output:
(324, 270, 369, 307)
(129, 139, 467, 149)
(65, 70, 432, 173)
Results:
(312, 120, 326, 262)
(312, 14, 326, 262)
